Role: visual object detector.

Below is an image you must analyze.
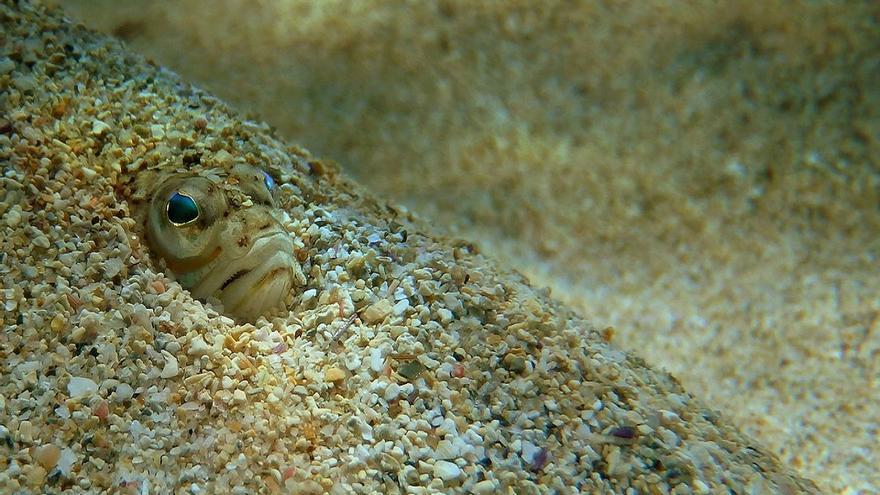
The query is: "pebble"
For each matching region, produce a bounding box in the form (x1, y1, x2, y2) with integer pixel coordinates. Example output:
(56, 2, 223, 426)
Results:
(362, 299, 393, 324)
(114, 383, 134, 402)
(472, 480, 497, 495)
(18, 420, 34, 443)
(222, 376, 235, 390)
(436, 308, 453, 324)
(0, 57, 14, 74)
(159, 350, 180, 378)
(25, 465, 46, 488)
(187, 336, 211, 356)
(433, 460, 463, 482)
(383, 383, 401, 401)
(33, 444, 61, 469)
(67, 377, 98, 398)
(90, 119, 111, 136)
(370, 348, 386, 373)
(93, 400, 110, 421)
(5, 207, 22, 227)
(324, 367, 346, 382)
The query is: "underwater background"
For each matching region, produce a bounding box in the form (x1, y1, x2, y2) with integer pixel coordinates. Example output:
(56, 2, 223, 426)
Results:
(33, 1, 880, 492)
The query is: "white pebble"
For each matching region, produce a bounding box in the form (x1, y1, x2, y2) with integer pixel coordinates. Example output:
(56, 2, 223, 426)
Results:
(114, 383, 134, 402)
(433, 460, 462, 482)
(473, 480, 497, 495)
(370, 348, 385, 373)
(67, 376, 98, 398)
(90, 119, 111, 136)
(5, 207, 22, 227)
(436, 308, 453, 324)
(159, 350, 179, 378)
(384, 383, 401, 402)
(392, 299, 410, 315)
(187, 336, 211, 356)
(301, 288, 317, 303)
(57, 448, 76, 476)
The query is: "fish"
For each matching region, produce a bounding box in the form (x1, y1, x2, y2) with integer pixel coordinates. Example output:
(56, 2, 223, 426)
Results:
(130, 161, 304, 321)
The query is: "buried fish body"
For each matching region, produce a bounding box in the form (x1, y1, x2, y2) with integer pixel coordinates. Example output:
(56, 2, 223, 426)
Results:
(135, 162, 304, 321)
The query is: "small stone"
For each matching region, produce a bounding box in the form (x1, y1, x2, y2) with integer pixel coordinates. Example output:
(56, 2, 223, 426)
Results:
(33, 444, 61, 469)
(324, 367, 346, 383)
(0, 57, 14, 75)
(21, 126, 42, 141)
(5, 208, 22, 227)
(301, 288, 317, 303)
(114, 383, 134, 402)
(93, 400, 109, 421)
(362, 299, 393, 324)
(90, 119, 111, 136)
(383, 383, 400, 401)
(232, 389, 247, 404)
(502, 353, 526, 373)
(57, 448, 75, 477)
(451, 363, 465, 378)
(433, 460, 462, 482)
(32, 234, 50, 249)
(473, 480, 497, 495)
(398, 361, 425, 381)
(370, 348, 385, 373)
(50, 314, 66, 333)
(437, 308, 453, 324)
(18, 420, 34, 443)
(392, 299, 409, 316)
(610, 425, 638, 440)
(188, 336, 211, 356)
(68, 376, 98, 398)
(25, 465, 47, 488)
(159, 350, 179, 378)
(694, 479, 710, 494)
(54, 405, 70, 419)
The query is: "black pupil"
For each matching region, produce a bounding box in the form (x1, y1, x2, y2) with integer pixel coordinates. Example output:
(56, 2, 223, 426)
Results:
(167, 192, 199, 224)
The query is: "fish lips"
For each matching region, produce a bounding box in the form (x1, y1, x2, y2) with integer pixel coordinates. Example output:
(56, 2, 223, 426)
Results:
(212, 230, 297, 320)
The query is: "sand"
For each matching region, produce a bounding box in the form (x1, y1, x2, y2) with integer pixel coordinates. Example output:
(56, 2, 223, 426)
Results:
(44, 1, 879, 492)
(4, 0, 878, 493)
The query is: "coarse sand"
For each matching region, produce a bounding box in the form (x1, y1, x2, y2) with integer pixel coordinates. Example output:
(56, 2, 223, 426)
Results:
(1, 2, 820, 493)
(9, 0, 880, 493)
(49, 1, 880, 492)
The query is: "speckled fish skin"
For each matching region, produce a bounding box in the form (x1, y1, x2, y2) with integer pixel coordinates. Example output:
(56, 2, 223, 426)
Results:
(133, 162, 304, 321)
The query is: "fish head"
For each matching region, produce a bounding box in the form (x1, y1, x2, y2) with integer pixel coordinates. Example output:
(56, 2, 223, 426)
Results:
(143, 163, 299, 321)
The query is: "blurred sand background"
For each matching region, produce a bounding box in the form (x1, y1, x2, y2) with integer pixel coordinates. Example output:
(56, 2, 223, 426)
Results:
(49, 1, 879, 492)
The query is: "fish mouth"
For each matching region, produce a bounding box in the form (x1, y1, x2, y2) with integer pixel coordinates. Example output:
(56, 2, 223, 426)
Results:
(209, 230, 297, 320)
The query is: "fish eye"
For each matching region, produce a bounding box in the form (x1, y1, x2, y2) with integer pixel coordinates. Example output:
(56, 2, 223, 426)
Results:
(261, 170, 276, 192)
(166, 191, 200, 226)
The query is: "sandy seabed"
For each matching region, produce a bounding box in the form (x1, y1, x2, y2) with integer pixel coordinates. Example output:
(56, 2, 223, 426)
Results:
(6, 0, 880, 493)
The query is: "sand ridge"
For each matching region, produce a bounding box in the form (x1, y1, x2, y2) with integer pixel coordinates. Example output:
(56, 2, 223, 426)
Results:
(0, 2, 821, 493)
(46, 1, 880, 492)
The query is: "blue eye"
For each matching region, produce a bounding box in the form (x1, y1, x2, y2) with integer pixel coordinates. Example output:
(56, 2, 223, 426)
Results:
(261, 170, 276, 192)
(166, 192, 199, 225)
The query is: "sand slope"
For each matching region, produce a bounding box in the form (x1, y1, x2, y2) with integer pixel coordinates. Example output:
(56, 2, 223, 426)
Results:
(29, 0, 880, 492)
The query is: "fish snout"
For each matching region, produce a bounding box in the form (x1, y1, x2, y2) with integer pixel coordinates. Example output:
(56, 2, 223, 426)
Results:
(214, 229, 297, 320)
